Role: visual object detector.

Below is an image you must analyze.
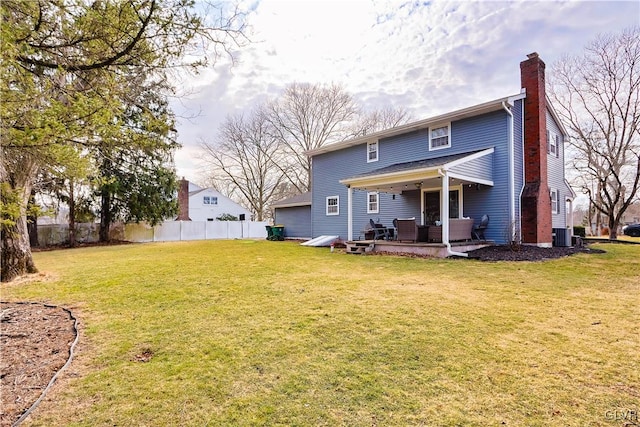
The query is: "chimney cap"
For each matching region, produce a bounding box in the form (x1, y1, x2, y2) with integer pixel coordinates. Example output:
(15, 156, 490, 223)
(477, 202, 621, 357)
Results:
(527, 52, 539, 59)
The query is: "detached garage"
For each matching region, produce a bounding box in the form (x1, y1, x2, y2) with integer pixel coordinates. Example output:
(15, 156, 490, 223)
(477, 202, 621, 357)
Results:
(272, 192, 312, 240)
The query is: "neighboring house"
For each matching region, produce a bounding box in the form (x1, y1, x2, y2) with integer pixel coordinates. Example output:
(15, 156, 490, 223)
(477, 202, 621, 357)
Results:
(278, 53, 575, 253)
(176, 179, 252, 222)
(272, 192, 312, 239)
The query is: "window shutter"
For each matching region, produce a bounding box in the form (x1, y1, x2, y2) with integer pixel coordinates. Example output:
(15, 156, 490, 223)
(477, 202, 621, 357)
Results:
(546, 130, 550, 154)
(555, 134, 561, 157)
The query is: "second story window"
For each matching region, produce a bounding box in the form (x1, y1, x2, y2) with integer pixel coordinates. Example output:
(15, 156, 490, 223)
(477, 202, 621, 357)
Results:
(429, 124, 450, 150)
(367, 141, 378, 163)
(203, 196, 218, 205)
(547, 130, 560, 157)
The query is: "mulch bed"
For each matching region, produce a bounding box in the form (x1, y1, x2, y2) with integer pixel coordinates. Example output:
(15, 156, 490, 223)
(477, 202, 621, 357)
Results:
(0, 302, 77, 427)
(465, 243, 606, 261)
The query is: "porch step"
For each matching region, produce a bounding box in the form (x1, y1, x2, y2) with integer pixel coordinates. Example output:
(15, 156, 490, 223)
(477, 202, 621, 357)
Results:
(345, 242, 375, 254)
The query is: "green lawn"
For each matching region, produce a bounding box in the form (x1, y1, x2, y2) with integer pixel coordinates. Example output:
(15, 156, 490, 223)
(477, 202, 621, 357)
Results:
(3, 240, 639, 426)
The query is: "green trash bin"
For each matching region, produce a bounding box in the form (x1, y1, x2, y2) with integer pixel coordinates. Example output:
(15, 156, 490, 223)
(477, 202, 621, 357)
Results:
(265, 225, 273, 240)
(271, 225, 285, 241)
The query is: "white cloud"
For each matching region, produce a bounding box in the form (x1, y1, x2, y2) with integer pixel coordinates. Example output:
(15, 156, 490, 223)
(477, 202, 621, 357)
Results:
(171, 0, 640, 182)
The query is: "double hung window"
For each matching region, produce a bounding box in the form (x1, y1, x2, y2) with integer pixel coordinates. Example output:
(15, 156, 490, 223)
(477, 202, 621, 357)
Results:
(367, 141, 378, 163)
(429, 124, 450, 150)
(367, 192, 379, 214)
(326, 196, 339, 216)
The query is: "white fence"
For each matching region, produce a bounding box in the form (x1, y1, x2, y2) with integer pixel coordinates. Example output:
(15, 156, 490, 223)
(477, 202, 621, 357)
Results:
(36, 221, 268, 246)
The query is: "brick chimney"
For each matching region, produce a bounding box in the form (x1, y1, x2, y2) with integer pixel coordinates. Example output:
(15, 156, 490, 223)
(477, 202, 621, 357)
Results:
(520, 52, 552, 247)
(176, 177, 191, 221)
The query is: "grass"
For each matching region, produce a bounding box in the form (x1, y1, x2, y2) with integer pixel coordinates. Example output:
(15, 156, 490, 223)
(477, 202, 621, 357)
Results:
(2, 240, 639, 426)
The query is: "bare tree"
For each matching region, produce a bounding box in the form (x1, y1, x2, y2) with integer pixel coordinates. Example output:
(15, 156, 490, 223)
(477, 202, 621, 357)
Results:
(350, 105, 414, 137)
(550, 26, 640, 239)
(265, 83, 359, 192)
(201, 108, 286, 221)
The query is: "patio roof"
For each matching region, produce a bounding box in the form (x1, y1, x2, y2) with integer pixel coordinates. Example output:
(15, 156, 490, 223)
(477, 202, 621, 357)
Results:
(339, 148, 495, 192)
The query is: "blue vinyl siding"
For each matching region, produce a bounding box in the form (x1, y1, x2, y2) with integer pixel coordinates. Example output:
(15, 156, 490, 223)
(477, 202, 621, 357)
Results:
(546, 108, 573, 229)
(274, 206, 311, 238)
(311, 110, 513, 242)
(450, 154, 493, 183)
(450, 111, 510, 242)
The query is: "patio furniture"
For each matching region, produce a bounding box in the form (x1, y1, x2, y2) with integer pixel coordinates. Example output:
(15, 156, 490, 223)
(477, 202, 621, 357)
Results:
(395, 218, 418, 242)
(369, 219, 390, 240)
(428, 218, 475, 242)
(472, 215, 489, 240)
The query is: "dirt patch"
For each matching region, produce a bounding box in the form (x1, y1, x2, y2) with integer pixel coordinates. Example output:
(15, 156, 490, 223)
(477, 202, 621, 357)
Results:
(0, 302, 77, 427)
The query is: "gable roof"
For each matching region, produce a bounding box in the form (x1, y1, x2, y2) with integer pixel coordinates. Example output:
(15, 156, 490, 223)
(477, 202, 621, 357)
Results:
(339, 148, 495, 192)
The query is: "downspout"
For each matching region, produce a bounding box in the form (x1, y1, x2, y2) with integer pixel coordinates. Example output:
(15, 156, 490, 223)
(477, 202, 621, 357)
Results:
(517, 99, 526, 241)
(502, 101, 516, 243)
(439, 169, 468, 257)
(347, 186, 353, 241)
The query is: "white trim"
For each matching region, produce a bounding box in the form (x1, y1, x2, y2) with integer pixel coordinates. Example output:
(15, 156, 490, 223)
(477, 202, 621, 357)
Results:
(347, 187, 353, 240)
(429, 122, 451, 151)
(503, 101, 516, 242)
(326, 195, 339, 216)
(367, 141, 379, 163)
(367, 191, 379, 214)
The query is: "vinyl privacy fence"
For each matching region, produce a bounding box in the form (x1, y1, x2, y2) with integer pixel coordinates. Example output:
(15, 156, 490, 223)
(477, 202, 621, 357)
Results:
(36, 221, 269, 246)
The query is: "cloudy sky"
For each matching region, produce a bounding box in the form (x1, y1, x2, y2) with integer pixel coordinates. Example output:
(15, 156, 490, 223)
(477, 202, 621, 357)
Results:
(172, 0, 640, 183)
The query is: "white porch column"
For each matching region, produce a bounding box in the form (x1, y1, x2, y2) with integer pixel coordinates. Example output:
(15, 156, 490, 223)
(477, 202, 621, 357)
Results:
(441, 170, 450, 245)
(347, 186, 353, 241)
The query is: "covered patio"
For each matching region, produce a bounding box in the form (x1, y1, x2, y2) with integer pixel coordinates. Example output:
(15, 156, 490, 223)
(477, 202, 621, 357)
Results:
(340, 148, 502, 257)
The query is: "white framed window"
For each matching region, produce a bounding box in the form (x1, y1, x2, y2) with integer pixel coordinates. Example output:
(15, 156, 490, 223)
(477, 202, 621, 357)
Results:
(203, 196, 218, 205)
(429, 123, 450, 150)
(367, 141, 378, 163)
(367, 192, 379, 214)
(550, 189, 559, 214)
(326, 196, 339, 216)
(547, 130, 560, 157)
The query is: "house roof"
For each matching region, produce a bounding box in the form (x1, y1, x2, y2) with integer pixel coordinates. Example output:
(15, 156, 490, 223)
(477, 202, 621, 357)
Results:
(271, 192, 312, 208)
(339, 148, 495, 192)
(306, 93, 526, 157)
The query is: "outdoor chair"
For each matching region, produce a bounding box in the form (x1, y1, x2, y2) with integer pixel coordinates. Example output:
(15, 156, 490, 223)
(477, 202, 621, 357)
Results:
(369, 219, 390, 240)
(395, 218, 418, 242)
(472, 214, 489, 240)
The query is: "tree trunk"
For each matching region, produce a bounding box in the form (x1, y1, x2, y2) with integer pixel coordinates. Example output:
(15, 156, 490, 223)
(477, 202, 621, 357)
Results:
(68, 178, 76, 247)
(1, 214, 38, 282)
(27, 190, 39, 248)
(99, 186, 112, 242)
(1, 160, 39, 282)
(608, 216, 618, 240)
